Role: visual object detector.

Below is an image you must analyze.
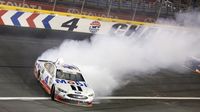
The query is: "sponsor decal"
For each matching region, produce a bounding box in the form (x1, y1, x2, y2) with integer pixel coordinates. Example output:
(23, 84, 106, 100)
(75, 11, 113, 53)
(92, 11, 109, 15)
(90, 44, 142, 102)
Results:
(56, 79, 67, 84)
(56, 79, 87, 87)
(75, 91, 81, 94)
(68, 80, 75, 84)
(67, 8, 118, 19)
(111, 23, 141, 36)
(89, 21, 101, 33)
(44, 76, 49, 84)
(0, 0, 42, 9)
(76, 81, 87, 87)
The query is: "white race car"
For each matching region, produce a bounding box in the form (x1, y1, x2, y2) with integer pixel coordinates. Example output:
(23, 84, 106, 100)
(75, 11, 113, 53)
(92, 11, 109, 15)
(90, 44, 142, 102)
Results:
(34, 59, 95, 106)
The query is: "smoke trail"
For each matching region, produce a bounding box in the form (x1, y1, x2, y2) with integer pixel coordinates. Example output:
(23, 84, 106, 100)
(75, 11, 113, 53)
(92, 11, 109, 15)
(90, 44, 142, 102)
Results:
(38, 12, 200, 96)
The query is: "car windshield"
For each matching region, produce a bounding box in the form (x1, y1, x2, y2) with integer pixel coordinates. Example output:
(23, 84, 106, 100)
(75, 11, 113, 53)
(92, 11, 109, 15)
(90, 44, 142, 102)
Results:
(56, 69, 85, 81)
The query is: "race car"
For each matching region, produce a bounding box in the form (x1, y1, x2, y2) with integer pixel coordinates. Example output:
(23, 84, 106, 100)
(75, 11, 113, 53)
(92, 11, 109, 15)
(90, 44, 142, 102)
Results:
(184, 57, 200, 74)
(34, 58, 95, 106)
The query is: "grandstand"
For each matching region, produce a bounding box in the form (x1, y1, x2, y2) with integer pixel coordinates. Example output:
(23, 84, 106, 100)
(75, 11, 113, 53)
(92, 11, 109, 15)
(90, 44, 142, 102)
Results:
(0, 0, 199, 22)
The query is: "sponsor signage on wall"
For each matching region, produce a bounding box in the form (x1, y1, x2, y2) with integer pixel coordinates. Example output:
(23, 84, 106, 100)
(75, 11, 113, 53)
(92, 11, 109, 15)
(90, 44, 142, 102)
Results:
(0, 9, 143, 35)
(0, 0, 43, 9)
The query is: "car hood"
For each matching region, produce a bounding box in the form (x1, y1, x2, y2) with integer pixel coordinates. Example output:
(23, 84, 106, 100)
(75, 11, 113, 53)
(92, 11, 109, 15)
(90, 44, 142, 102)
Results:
(55, 79, 94, 95)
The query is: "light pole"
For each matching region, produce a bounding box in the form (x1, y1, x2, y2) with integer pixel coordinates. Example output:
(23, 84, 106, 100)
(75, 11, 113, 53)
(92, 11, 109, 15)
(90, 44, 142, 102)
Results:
(107, 0, 112, 17)
(80, 0, 86, 14)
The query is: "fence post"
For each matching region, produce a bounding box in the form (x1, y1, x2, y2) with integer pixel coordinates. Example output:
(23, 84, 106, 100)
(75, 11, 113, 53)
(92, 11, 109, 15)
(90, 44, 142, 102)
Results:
(81, 0, 86, 14)
(22, 0, 25, 7)
(157, 0, 163, 20)
(132, 0, 138, 20)
(107, 0, 112, 17)
(52, 0, 57, 11)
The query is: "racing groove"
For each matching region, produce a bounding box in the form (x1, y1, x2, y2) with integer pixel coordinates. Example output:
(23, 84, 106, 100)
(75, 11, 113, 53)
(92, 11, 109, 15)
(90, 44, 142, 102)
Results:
(0, 26, 200, 112)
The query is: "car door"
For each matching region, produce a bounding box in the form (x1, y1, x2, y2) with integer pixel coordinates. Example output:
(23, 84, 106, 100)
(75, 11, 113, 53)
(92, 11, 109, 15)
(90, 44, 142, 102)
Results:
(43, 62, 56, 88)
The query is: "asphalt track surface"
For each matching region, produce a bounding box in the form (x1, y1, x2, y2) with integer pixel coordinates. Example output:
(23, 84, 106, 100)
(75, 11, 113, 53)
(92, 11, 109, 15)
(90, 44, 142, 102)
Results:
(1, 26, 200, 112)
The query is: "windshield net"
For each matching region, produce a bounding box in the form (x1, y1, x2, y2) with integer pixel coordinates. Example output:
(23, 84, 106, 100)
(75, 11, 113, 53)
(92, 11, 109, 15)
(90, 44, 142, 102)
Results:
(56, 70, 85, 81)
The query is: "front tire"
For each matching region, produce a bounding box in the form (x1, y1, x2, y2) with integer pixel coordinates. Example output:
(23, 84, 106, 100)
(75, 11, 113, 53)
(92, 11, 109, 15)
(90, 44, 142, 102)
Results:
(37, 71, 41, 81)
(34, 67, 40, 81)
(51, 85, 55, 100)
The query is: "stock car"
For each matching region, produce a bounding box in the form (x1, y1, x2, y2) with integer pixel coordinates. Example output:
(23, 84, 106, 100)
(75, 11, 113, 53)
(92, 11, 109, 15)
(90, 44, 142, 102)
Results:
(184, 57, 200, 74)
(34, 59, 95, 106)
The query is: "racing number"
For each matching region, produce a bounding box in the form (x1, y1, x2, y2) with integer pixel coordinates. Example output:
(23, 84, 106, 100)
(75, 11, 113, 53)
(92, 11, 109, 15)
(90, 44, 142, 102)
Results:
(61, 18, 79, 31)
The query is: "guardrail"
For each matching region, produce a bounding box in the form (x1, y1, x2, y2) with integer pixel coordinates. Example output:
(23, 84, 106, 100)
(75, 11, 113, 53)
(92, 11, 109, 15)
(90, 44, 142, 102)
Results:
(0, 4, 149, 25)
(0, 4, 190, 35)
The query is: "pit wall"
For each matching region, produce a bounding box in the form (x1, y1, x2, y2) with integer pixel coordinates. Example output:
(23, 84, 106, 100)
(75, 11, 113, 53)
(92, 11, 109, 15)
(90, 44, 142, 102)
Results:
(0, 5, 157, 35)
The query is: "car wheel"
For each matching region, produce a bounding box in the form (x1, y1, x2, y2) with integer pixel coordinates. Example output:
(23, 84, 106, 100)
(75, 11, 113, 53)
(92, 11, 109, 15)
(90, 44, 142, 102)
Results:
(51, 85, 55, 100)
(34, 67, 40, 81)
(37, 70, 41, 81)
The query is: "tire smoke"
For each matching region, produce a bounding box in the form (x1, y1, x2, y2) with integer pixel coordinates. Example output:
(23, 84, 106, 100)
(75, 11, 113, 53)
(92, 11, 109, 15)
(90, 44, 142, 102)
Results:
(38, 12, 200, 96)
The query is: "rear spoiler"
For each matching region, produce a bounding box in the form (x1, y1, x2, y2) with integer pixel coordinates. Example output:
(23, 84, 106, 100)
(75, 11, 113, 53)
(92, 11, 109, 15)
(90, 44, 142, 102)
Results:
(37, 58, 64, 66)
(37, 59, 54, 63)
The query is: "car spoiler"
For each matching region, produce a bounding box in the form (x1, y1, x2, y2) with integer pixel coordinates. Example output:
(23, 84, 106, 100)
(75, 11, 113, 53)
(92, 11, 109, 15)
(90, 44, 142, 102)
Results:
(37, 59, 54, 63)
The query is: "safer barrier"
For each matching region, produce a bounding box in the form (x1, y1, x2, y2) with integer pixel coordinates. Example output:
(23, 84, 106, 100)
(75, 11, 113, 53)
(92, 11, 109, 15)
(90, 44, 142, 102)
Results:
(0, 5, 155, 34)
(0, 4, 183, 35)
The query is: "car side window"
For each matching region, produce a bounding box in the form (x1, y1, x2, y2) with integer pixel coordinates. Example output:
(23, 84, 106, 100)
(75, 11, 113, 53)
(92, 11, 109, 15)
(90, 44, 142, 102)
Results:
(44, 63, 50, 71)
(44, 63, 55, 76)
(49, 64, 55, 76)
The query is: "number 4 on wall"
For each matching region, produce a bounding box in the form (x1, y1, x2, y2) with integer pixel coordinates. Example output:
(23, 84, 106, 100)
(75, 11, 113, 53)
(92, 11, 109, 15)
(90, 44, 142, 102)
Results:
(61, 18, 80, 31)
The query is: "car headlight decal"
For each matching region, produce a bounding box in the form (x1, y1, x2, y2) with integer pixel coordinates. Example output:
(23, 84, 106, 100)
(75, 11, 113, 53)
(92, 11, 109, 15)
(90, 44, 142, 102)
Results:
(88, 93, 94, 97)
(57, 87, 67, 93)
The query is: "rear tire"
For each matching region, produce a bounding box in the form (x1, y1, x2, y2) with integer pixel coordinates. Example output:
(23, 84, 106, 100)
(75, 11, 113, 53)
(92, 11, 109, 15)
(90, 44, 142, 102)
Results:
(51, 85, 55, 100)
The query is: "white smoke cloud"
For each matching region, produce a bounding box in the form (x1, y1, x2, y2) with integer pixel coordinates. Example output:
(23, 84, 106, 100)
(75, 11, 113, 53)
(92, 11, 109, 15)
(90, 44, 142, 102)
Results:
(38, 12, 200, 96)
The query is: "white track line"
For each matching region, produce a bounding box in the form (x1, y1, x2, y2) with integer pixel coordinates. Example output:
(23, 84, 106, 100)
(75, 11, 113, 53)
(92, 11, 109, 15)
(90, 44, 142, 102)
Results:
(96, 96, 200, 100)
(0, 96, 200, 101)
(0, 97, 50, 100)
